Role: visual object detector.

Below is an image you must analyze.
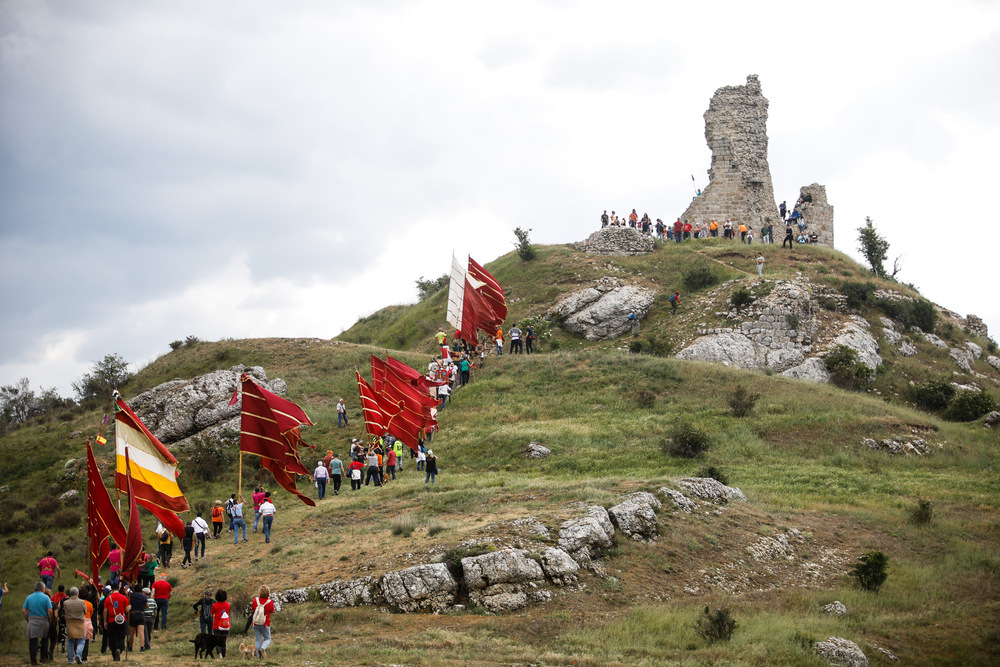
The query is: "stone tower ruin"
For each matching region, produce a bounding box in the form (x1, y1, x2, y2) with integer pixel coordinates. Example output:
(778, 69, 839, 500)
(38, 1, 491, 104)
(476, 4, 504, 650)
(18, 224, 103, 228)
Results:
(679, 74, 779, 232)
(796, 183, 834, 247)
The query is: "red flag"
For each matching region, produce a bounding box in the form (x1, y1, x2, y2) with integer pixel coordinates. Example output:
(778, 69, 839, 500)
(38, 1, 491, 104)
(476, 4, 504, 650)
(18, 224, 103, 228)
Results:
(122, 450, 145, 577)
(238, 375, 316, 507)
(357, 371, 390, 437)
(114, 399, 188, 538)
(386, 354, 447, 392)
(371, 356, 436, 452)
(468, 257, 507, 324)
(86, 442, 127, 585)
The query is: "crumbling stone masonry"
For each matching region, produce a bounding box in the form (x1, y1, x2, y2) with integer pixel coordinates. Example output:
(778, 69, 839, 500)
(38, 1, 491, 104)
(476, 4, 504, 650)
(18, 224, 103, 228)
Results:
(679, 75, 779, 232)
(796, 183, 834, 248)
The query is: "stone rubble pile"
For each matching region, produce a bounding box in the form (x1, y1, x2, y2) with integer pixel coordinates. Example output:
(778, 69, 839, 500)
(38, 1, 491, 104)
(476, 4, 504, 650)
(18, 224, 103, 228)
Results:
(861, 438, 928, 456)
(574, 226, 655, 256)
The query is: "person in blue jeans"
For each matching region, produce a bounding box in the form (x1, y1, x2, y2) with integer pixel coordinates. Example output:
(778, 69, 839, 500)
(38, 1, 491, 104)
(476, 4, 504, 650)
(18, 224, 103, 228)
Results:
(231, 496, 247, 543)
(425, 450, 438, 484)
(259, 494, 276, 543)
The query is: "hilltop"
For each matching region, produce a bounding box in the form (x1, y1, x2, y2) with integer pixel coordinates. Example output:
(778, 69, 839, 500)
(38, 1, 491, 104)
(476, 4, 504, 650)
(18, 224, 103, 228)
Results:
(0, 238, 998, 665)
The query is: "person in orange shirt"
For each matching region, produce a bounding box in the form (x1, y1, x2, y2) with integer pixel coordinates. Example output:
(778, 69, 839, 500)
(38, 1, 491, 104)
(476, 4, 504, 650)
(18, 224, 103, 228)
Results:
(739, 223, 748, 243)
(211, 500, 225, 539)
(709, 220, 719, 237)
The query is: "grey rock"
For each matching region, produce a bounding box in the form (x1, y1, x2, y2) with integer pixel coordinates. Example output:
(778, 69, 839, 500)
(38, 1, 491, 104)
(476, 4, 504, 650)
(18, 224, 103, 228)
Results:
(461, 549, 545, 590)
(950, 347, 973, 372)
(558, 506, 615, 564)
(317, 578, 378, 607)
(989, 355, 1000, 372)
(813, 637, 868, 667)
(553, 278, 657, 341)
(832, 322, 881, 369)
(984, 411, 999, 427)
(658, 487, 697, 513)
(380, 563, 457, 613)
(861, 438, 927, 456)
(881, 326, 901, 346)
(59, 489, 79, 503)
(621, 491, 662, 510)
(878, 317, 895, 329)
(608, 498, 659, 542)
(128, 364, 285, 445)
(275, 588, 309, 605)
(964, 341, 983, 359)
(922, 332, 949, 349)
(870, 644, 899, 662)
(469, 583, 529, 613)
(747, 533, 793, 561)
(539, 547, 579, 586)
(677, 477, 747, 504)
(821, 601, 848, 616)
(522, 442, 552, 459)
(64, 458, 77, 469)
(779, 357, 830, 383)
(898, 339, 917, 357)
(574, 226, 655, 256)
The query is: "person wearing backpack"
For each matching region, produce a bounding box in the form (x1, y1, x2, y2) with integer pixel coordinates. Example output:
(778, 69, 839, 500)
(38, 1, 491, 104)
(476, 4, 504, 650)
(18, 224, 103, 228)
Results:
(669, 291, 681, 315)
(250, 585, 276, 659)
(192, 589, 214, 635)
(211, 590, 230, 658)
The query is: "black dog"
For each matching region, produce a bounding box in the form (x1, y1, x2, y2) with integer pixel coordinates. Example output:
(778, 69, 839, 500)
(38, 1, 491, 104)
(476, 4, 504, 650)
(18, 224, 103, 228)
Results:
(189, 633, 224, 659)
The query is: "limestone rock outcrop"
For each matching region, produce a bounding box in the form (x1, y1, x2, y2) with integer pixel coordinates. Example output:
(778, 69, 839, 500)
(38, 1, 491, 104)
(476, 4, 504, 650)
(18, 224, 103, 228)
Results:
(608, 495, 659, 542)
(551, 277, 656, 341)
(461, 549, 545, 591)
(678, 75, 779, 231)
(813, 637, 868, 667)
(779, 357, 831, 383)
(128, 365, 287, 446)
(380, 564, 457, 613)
(522, 442, 552, 459)
(659, 487, 698, 513)
(558, 506, 615, 565)
(574, 226, 655, 256)
(821, 601, 848, 616)
(831, 318, 881, 369)
(676, 477, 747, 504)
(539, 547, 580, 586)
(317, 578, 378, 607)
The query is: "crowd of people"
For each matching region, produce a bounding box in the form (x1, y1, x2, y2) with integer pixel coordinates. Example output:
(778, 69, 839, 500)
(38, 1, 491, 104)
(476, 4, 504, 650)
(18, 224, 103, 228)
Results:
(599, 197, 824, 247)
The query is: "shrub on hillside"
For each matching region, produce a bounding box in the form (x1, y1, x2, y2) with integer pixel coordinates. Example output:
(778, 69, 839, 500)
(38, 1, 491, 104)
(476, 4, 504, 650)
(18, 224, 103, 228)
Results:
(415, 274, 449, 302)
(851, 550, 889, 592)
(944, 389, 998, 422)
(909, 499, 933, 525)
(727, 385, 760, 417)
(682, 266, 720, 292)
(819, 297, 838, 311)
(907, 378, 955, 412)
(840, 280, 877, 309)
(629, 336, 673, 358)
(825, 345, 876, 391)
(874, 297, 937, 332)
(664, 422, 710, 459)
(730, 287, 754, 310)
(696, 466, 729, 486)
(168, 340, 183, 351)
(513, 227, 536, 261)
(53, 508, 81, 528)
(694, 606, 738, 644)
(188, 433, 238, 482)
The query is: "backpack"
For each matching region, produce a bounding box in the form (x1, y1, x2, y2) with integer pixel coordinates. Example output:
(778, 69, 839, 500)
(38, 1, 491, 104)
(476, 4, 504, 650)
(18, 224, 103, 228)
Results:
(217, 610, 230, 631)
(669, 294, 677, 304)
(252, 599, 267, 626)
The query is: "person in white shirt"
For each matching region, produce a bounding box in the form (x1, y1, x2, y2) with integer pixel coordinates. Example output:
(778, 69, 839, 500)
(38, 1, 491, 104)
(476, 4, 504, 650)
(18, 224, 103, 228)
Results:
(313, 460, 330, 500)
(192, 512, 210, 560)
(259, 494, 277, 544)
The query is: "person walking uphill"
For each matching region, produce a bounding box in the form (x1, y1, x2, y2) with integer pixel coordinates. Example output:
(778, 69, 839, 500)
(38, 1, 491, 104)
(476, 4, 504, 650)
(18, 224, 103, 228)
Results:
(259, 494, 276, 543)
(250, 585, 276, 660)
(314, 459, 330, 500)
(425, 450, 438, 484)
(37, 551, 60, 591)
(669, 291, 681, 315)
(150, 573, 171, 630)
(211, 590, 231, 659)
(63, 586, 89, 664)
(337, 398, 348, 428)
(23, 581, 53, 665)
(231, 496, 247, 544)
(211, 500, 225, 538)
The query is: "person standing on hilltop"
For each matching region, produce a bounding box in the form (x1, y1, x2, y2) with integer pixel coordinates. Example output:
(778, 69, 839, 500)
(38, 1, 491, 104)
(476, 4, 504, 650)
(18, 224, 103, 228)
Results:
(525, 326, 536, 355)
(495, 326, 504, 356)
(425, 449, 438, 484)
(782, 222, 794, 249)
(673, 219, 683, 243)
(601, 210, 609, 228)
(682, 220, 692, 240)
(508, 323, 523, 355)
(779, 201, 787, 220)
(739, 222, 748, 243)
(629, 209, 638, 227)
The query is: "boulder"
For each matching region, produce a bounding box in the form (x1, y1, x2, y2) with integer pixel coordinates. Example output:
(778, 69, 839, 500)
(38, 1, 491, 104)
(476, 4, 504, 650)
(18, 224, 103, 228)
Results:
(129, 365, 285, 445)
(950, 347, 973, 372)
(522, 442, 552, 459)
(539, 547, 579, 586)
(813, 637, 868, 667)
(558, 506, 615, 564)
(964, 341, 983, 359)
(832, 322, 881, 369)
(676, 477, 747, 504)
(821, 601, 848, 616)
(898, 340, 917, 357)
(574, 227, 655, 256)
(881, 326, 901, 346)
(469, 583, 529, 612)
(552, 278, 657, 341)
(779, 357, 830, 383)
(747, 533, 793, 561)
(317, 578, 378, 607)
(921, 331, 949, 349)
(658, 487, 697, 513)
(861, 438, 927, 456)
(59, 489, 79, 503)
(608, 498, 659, 542)
(461, 549, 545, 590)
(985, 411, 999, 428)
(621, 491, 661, 510)
(380, 563, 457, 613)
(990, 356, 1000, 373)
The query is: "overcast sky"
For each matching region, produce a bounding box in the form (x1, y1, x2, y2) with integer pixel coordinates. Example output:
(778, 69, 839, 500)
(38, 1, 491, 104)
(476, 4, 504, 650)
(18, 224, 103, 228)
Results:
(2, 0, 998, 396)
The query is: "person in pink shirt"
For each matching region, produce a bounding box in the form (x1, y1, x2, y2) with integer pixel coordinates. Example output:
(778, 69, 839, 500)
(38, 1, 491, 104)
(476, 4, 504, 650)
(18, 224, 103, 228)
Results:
(108, 544, 122, 585)
(252, 485, 266, 533)
(37, 551, 60, 590)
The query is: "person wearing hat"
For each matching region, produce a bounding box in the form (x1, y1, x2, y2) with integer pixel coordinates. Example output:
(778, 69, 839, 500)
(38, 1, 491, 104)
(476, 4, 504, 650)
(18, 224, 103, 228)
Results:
(313, 459, 330, 500)
(425, 449, 438, 485)
(211, 500, 225, 539)
(336, 398, 348, 428)
(142, 587, 156, 650)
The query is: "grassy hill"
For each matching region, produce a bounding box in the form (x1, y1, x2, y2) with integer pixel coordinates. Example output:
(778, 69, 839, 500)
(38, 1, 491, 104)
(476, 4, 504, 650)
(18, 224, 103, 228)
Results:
(1, 240, 999, 665)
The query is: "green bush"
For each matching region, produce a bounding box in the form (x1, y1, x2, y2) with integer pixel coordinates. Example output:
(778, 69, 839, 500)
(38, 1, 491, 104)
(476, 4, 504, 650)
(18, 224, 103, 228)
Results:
(730, 287, 754, 310)
(696, 466, 729, 486)
(907, 378, 955, 412)
(664, 422, 711, 459)
(851, 550, 888, 592)
(819, 297, 838, 311)
(682, 266, 720, 292)
(694, 606, 738, 644)
(629, 336, 673, 357)
(874, 297, 937, 332)
(824, 345, 876, 391)
(727, 385, 760, 417)
(909, 499, 933, 525)
(944, 390, 998, 422)
(840, 280, 877, 309)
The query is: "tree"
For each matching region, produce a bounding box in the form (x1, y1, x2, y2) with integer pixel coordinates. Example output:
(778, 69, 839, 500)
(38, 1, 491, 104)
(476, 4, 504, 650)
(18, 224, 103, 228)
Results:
(0, 378, 70, 430)
(857, 216, 890, 278)
(415, 274, 449, 302)
(72, 353, 133, 405)
(513, 227, 536, 261)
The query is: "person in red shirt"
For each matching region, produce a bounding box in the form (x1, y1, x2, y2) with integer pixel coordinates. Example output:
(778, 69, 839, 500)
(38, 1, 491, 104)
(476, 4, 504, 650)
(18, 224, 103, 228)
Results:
(385, 446, 397, 481)
(150, 574, 171, 630)
(37, 551, 60, 590)
(672, 219, 683, 244)
(102, 583, 130, 660)
(250, 585, 276, 659)
(682, 221, 693, 240)
(211, 590, 231, 658)
(347, 457, 365, 492)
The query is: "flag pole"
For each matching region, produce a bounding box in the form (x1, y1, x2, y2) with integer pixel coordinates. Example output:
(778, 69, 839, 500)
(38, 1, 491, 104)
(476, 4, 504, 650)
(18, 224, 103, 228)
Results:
(238, 451, 243, 501)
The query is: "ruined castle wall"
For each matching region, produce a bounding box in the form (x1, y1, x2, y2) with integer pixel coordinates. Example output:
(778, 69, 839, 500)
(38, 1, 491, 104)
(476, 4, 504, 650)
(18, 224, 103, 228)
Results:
(678, 75, 779, 232)
(796, 183, 834, 248)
